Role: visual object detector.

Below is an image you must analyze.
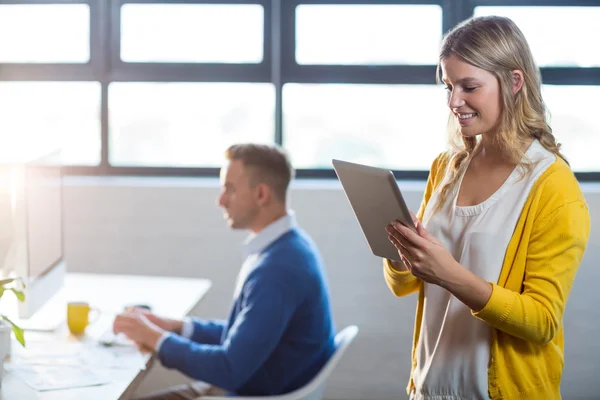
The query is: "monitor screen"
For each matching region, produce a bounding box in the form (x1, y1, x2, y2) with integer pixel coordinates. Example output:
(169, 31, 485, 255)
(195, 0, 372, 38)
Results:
(25, 152, 63, 282)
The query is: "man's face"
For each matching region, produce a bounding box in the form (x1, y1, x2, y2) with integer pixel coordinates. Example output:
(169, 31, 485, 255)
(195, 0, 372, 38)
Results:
(217, 160, 259, 230)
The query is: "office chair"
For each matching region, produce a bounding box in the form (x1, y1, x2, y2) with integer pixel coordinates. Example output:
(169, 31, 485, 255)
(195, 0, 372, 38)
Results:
(204, 325, 359, 400)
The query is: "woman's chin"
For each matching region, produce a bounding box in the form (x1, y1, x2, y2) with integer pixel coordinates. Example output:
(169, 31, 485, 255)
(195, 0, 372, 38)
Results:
(459, 128, 481, 138)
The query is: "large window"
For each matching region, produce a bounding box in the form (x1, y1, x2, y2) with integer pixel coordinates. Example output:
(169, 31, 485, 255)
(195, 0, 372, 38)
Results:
(0, 82, 101, 165)
(120, 4, 264, 63)
(109, 82, 274, 166)
(0, 4, 90, 63)
(542, 85, 600, 171)
(1, 0, 599, 179)
(295, 4, 442, 65)
(474, 6, 600, 67)
(283, 84, 447, 170)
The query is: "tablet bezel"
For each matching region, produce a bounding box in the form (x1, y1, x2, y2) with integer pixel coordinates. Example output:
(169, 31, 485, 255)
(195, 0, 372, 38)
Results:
(332, 159, 416, 261)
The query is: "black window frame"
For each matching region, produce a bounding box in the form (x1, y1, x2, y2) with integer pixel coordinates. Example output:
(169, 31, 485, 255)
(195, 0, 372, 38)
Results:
(2, 0, 599, 180)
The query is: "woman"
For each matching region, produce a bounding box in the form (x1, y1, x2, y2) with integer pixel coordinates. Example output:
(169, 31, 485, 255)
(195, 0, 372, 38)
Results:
(384, 16, 590, 400)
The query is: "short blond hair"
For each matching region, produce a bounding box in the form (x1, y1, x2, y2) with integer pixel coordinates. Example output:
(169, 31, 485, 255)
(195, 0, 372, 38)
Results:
(225, 143, 294, 203)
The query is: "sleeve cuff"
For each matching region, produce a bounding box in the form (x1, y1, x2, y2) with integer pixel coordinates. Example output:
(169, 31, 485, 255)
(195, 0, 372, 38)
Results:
(181, 317, 194, 339)
(472, 283, 516, 324)
(155, 331, 172, 353)
(383, 259, 418, 284)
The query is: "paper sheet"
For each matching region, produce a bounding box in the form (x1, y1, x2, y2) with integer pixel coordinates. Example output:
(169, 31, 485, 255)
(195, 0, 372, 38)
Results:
(5, 364, 111, 391)
(10, 338, 147, 370)
(6, 339, 147, 391)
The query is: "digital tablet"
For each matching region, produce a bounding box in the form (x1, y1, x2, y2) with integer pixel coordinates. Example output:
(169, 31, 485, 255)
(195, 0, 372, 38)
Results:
(332, 159, 416, 261)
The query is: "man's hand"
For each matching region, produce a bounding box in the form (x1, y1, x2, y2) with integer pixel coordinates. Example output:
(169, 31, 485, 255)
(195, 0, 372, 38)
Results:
(113, 310, 166, 351)
(125, 307, 184, 334)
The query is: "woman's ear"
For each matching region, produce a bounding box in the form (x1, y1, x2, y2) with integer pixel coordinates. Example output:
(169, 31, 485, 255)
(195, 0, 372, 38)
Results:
(512, 70, 524, 95)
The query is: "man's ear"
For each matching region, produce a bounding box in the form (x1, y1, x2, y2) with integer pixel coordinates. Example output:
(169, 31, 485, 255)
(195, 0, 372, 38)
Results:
(255, 183, 271, 207)
(512, 70, 524, 95)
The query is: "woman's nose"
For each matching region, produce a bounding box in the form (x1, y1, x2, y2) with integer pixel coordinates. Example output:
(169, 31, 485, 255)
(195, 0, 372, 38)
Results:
(448, 90, 465, 108)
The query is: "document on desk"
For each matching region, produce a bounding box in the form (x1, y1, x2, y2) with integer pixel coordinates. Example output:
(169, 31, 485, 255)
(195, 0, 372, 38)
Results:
(83, 344, 147, 370)
(6, 339, 147, 391)
(10, 339, 147, 370)
(5, 364, 111, 391)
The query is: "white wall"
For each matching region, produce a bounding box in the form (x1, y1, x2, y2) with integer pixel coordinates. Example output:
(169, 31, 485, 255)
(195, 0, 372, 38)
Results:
(63, 177, 600, 400)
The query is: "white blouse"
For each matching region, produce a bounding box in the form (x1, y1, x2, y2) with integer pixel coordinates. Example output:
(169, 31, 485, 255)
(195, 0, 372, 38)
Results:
(411, 140, 555, 400)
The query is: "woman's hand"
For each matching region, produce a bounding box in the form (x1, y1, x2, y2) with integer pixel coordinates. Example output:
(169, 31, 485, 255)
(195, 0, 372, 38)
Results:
(385, 212, 493, 311)
(385, 213, 460, 287)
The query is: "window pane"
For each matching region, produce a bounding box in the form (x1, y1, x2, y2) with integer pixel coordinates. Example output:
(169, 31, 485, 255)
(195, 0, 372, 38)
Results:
(296, 5, 442, 65)
(543, 85, 600, 171)
(0, 82, 100, 166)
(283, 84, 448, 170)
(109, 83, 274, 167)
(474, 6, 600, 67)
(121, 4, 264, 63)
(0, 4, 89, 63)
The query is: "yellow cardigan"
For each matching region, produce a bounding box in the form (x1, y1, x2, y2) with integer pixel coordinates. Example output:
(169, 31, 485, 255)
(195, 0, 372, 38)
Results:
(383, 152, 590, 400)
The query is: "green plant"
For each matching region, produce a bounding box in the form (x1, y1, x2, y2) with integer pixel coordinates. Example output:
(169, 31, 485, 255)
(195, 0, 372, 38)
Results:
(0, 278, 25, 346)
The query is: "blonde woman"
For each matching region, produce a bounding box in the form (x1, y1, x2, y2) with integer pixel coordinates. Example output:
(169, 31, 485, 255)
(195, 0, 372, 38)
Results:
(384, 16, 590, 400)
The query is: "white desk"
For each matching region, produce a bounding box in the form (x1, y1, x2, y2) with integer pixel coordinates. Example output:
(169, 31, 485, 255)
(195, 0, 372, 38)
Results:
(0, 273, 212, 400)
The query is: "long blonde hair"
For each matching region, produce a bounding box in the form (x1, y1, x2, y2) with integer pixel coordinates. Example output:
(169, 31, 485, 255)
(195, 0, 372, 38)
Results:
(433, 16, 566, 213)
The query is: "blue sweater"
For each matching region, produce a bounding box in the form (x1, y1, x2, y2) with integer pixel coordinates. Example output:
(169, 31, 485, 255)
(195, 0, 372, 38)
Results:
(158, 228, 336, 396)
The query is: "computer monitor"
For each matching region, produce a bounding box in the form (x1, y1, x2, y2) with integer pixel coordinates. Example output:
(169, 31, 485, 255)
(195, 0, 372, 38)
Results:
(0, 149, 66, 319)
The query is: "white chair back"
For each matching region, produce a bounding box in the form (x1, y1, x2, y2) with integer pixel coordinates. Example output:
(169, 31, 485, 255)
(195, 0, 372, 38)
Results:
(204, 325, 359, 400)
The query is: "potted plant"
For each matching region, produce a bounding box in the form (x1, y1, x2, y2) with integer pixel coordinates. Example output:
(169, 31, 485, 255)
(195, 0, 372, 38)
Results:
(0, 278, 25, 359)
(0, 277, 25, 387)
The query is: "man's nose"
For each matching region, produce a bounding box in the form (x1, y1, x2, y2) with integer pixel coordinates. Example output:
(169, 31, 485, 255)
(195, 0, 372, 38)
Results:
(217, 193, 226, 207)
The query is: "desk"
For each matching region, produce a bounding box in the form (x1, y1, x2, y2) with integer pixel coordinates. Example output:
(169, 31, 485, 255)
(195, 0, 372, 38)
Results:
(0, 273, 212, 400)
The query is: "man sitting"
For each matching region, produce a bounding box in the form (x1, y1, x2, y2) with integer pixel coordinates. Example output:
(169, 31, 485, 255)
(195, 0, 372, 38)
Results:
(113, 143, 336, 399)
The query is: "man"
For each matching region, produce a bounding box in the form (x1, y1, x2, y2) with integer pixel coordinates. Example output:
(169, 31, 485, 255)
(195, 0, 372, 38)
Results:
(113, 143, 336, 399)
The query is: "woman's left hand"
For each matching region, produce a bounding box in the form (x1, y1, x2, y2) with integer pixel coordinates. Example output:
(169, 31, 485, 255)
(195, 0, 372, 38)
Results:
(385, 214, 460, 287)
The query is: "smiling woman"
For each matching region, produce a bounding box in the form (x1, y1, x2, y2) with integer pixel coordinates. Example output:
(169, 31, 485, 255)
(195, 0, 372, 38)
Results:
(382, 15, 590, 400)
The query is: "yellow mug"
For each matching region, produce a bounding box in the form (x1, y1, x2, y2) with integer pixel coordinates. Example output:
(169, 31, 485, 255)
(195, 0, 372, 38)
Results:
(67, 302, 100, 335)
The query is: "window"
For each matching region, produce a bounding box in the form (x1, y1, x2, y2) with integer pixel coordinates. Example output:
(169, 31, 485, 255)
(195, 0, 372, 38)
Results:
(283, 84, 447, 170)
(543, 85, 600, 171)
(120, 4, 264, 63)
(109, 83, 274, 167)
(0, 4, 90, 63)
(295, 4, 442, 65)
(0, 82, 101, 166)
(474, 6, 600, 67)
(2, 1, 598, 179)
(472, 5, 600, 172)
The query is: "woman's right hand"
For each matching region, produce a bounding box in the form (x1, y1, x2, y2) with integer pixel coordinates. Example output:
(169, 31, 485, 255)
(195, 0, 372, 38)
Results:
(385, 211, 420, 272)
(385, 224, 410, 271)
